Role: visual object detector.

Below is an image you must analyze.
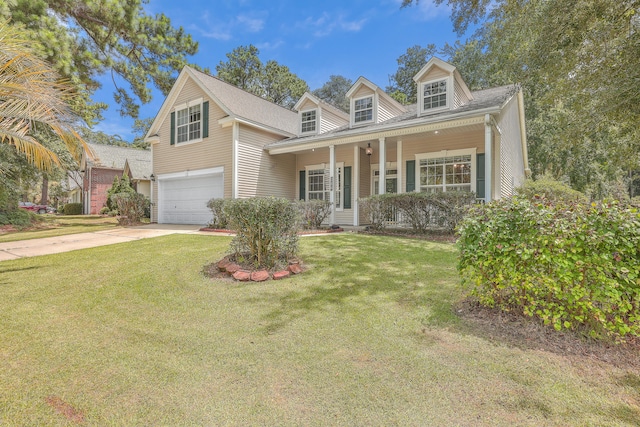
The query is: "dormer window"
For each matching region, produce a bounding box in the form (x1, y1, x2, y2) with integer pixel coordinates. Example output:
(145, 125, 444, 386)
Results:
(354, 96, 373, 123)
(301, 110, 317, 133)
(423, 79, 448, 111)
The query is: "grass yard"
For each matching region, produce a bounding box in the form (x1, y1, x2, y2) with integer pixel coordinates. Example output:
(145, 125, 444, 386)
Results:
(0, 215, 118, 244)
(0, 233, 639, 425)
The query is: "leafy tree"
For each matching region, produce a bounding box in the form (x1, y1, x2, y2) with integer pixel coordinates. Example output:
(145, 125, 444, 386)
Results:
(216, 45, 309, 109)
(402, 0, 640, 197)
(3, 0, 200, 121)
(312, 75, 353, 112)
(386, 44, 438, 104)
(131, 117, 154, 149)
(106, 174, 136, 213)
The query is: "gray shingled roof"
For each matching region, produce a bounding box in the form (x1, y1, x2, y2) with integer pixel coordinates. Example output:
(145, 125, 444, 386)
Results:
(188, 67, 299, 135)
(266, 84, 519, 148)
(87, 143, 151, 180)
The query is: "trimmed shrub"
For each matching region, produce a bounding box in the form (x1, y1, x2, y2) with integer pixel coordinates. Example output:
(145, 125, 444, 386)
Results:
(458, 196, 640, 339)
(517, 176, 588, 203)
(296, 199, 332, 229)
(225, 197, 300, 269)
(112, 192, 147, 225)
(360, 192, 476, 233)
(206, 198, 229, 229)
(63, 203, 82, 215)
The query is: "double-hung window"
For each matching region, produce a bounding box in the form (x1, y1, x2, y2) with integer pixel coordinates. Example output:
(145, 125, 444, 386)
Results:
(417, 150, 474, 193)
(422, 79, 448, 111)
(354, 96, 373, 123)
(173, 98, 205, 145)
(306, 163, 344, 209)
(301, 110, 317, 133)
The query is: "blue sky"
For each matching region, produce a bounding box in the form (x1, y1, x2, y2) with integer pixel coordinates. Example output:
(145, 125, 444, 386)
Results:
(94, 0, 472, 141)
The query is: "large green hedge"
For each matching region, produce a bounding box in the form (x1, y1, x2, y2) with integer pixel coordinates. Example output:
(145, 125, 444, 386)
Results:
(458, 196, 640, 339)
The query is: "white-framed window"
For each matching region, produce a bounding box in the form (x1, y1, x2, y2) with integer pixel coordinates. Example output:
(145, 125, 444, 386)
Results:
(416, 149, 475, 193)
(175, 98, 202, 144)
(354, 96, 373, 123)
(422, 79, 448, 112)
(301, 109, 317, 133)
(306, 163, 344, 210)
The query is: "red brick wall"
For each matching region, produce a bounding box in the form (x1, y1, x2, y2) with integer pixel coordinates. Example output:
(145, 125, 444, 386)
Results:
(89, 168, 123, 214)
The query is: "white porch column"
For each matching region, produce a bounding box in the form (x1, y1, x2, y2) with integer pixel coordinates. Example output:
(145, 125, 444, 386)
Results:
(353, 145, 360, 226)
(396, 140, 403, 193)
(329, 144, 336, 225)
(232, 122, 239, 199)
(379, 137, 386, 195)
(484, 114, 493, 202)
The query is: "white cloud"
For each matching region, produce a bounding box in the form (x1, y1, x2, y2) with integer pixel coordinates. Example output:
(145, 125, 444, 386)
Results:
(297, 12, 369, 37)
(237, 14, 265, 32)
(191, 10, 267, 40)
(256, 40, 284, 50)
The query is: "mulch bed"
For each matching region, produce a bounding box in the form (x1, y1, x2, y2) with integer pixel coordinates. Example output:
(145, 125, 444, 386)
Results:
(203, 255, 305, 282)
(359, 229, 457, 243)
(456, 298, 640, 369)
(199, 227, 344, 234)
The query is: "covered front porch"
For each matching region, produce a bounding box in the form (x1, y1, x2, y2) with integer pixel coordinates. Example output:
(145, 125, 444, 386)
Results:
(269, 115, 498, 227)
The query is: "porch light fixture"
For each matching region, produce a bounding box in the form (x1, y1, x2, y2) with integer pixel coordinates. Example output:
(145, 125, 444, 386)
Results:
(150, 173, 155, 182)
(365, 143, 373, 156)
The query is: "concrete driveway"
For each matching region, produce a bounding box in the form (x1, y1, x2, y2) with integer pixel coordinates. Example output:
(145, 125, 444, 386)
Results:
(0, 224, 231, 262)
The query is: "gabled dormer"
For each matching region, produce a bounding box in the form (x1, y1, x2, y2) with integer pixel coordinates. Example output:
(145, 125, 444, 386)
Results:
(413, 57, 473, 117)
(293, 92, 349, 137)
(345, 77, 407, 128)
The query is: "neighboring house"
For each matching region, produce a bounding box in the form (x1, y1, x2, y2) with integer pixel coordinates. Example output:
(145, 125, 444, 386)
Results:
(146, 57, 530, 226)
(79, 143, 152, 214)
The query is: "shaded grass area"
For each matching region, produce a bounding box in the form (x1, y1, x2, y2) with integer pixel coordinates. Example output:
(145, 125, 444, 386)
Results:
(0, 234, 639, 425)
(0, 215, 118, 243)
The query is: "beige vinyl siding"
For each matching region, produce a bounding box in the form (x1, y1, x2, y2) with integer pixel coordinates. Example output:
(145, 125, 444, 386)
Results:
(497, 95, 526, 198)
(453, 81, 466, 109)
(320, 108, 348, 133)
(151, 78, 232, 220)
(352, 85, 375, 99)
(417, 65, 449, 83)
(237, 125, 295, 199)
(400, 128, 484, 162)
(378, 96, 403, 123)
(298, 98, 317, 111)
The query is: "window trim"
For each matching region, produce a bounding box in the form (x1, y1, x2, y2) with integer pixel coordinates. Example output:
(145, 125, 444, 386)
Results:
(370, 162, 398, 195)
(419, 78, 450, 116)
(305, 162, 345, 211)
(173, 97, 203, 146)
(352, 94, 375, 125)
(300, 108, 318, 134)
(415, 148, 476, 193)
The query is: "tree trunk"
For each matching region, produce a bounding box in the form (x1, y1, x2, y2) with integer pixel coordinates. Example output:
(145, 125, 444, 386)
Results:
(40, 175, 49, 204)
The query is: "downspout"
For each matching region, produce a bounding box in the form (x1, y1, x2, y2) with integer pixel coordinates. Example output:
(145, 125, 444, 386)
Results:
(517, 90, 531, 178)
(484, 114, 493, 202)
(232, 121, 239, 199)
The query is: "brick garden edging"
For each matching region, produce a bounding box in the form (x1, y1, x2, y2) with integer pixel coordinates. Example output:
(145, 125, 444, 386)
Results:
(216, 256, 303, 282)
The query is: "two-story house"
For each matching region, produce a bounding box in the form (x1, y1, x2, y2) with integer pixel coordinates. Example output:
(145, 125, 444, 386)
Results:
(145, 57, 529, 225)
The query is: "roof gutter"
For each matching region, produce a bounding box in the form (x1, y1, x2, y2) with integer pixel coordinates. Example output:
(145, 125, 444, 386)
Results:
(267, 105, 501, 155)
(517, 90, 531, 177)
(218, 116, 296, 138)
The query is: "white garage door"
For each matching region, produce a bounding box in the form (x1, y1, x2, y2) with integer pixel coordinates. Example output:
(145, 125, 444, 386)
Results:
(159, 172, 223, 225)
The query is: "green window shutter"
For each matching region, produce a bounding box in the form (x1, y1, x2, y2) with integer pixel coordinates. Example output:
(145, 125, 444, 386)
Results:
(202, 101, 209, 138)
(476, 153, 485, 199)
(299, 170, 306, 200)
(343, 166, 352, 209)
(406, 160, 416, 192)
(170, 112, 175, 145)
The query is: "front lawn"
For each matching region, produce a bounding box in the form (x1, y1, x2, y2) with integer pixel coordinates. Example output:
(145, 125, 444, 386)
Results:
(0, 234, 639, 425)
(0, 215, 118, 243)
